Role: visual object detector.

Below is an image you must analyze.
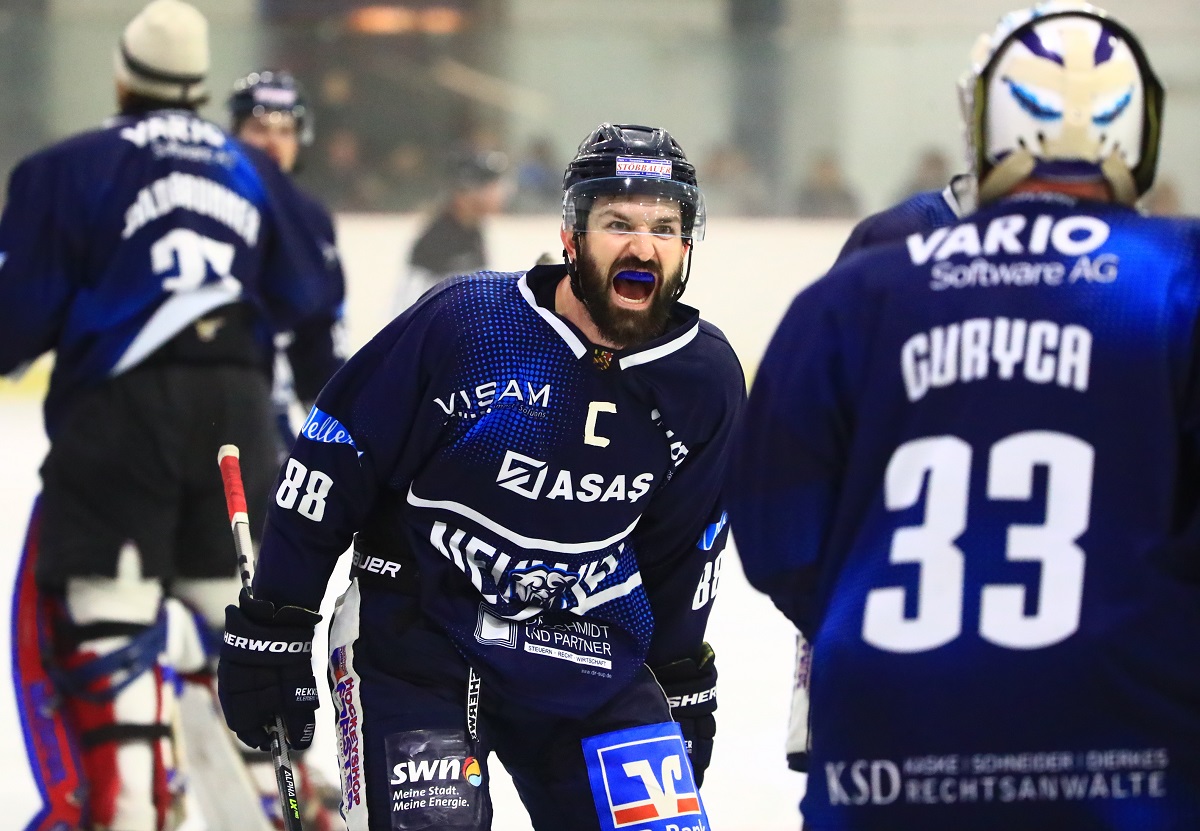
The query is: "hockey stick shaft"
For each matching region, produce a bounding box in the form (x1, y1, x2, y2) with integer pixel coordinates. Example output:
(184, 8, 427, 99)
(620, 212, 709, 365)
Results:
(218, 444, 305, 831)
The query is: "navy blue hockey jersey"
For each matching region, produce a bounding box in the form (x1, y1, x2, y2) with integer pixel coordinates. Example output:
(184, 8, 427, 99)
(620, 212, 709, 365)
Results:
(729, 193, 1200, 830)
(278, 184, 345, 404)
(0, 109, 336, 434)
(837, 177, 969, 261)
(255, 265, 745, 717)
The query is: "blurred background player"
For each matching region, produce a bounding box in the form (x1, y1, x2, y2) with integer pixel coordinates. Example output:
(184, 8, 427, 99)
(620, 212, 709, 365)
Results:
(227, 67, 347, 831)
(228, 69, 348, 451)
(726, 3, 1200, 829)
(782, 131, 978, 791)
(217, 122, 745, 830)
(391, 147, 510, 313)
(0, 2, 342, 828)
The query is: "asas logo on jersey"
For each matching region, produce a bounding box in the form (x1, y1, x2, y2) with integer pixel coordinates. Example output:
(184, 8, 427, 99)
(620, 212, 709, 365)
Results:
(496, 450, 655, 503)
(584, 724, 707, 831)
(390, 755, 483, 787)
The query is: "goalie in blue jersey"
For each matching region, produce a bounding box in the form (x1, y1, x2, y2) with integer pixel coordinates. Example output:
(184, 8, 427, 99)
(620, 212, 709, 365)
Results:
(216, 123, 746, 830)
(0, 2, 346, 829)
(729, 3, 1200, 829)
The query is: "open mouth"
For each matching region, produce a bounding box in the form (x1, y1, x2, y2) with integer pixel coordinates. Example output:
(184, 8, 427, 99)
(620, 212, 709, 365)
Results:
(612, 269, 656, 303)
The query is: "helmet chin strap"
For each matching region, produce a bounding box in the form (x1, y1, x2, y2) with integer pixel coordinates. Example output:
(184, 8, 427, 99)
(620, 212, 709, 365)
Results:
(675, 244, 694, 303)
(566, 231, 588, 307)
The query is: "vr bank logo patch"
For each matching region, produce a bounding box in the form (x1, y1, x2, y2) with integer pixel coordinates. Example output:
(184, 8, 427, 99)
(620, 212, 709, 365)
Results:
(584, 723, 708, 831)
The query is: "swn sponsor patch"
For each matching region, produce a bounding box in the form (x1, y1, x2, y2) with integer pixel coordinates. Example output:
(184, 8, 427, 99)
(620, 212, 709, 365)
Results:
(386, 728, 485, 829)
(584, 722, 709, 831)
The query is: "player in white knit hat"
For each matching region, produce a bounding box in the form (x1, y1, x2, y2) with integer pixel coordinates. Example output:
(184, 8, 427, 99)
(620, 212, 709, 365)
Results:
(114, 0, 210, 106)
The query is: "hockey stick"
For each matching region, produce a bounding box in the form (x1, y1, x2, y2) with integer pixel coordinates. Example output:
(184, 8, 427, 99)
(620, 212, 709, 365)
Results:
(217, 444, 305, 831)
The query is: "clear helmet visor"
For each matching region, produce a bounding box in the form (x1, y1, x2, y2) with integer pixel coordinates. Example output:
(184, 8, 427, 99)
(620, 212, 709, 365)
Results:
(563, 177, 706, 242)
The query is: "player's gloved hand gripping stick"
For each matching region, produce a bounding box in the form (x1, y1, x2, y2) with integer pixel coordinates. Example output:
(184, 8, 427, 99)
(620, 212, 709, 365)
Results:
(218, 444, 319, 831)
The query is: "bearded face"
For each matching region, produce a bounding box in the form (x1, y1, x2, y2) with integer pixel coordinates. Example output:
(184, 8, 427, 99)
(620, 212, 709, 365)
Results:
(574, 243, 684, 349)
(571, 195, 690, 349)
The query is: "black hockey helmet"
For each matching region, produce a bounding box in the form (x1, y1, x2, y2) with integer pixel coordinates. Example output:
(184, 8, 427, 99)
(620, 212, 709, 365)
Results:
(227, 69, 314, 147)
(449, 148, 510, 191)
(562, 123, 706, 241)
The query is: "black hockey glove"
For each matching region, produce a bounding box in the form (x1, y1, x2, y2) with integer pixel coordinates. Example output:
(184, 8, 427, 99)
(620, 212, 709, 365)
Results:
(219, 589, 321, 752)
(653, 642, 718, 787)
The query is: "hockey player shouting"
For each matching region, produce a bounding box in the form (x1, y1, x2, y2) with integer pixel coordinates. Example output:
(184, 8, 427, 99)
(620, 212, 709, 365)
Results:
(0, 2, 344, 828)
(218, 123, 745, 830)
(729, 3, 1200, 830)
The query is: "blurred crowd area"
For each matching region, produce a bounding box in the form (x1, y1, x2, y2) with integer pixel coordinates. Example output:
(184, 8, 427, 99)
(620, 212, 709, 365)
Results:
(0, 0, 1196, 219)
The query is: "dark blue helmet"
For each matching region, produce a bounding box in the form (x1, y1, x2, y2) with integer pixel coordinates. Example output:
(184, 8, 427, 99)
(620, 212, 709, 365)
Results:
(227, 69, 314, 147)
(562, 123, 705, 241)
(449, 149, 509, 191)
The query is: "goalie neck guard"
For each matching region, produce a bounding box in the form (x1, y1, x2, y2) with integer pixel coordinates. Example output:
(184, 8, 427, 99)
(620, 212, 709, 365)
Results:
(959, 2, 1164, 206)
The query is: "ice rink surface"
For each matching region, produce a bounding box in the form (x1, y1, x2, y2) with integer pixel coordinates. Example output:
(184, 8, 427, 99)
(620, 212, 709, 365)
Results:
(0, 394, 807, 831)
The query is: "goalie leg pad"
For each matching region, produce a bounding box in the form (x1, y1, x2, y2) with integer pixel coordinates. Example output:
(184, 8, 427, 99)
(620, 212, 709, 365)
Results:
(53, 554, 183, 831)
(161, 594, 218, 676)
(170, 576, 242, 670)
(172, 575, 243, 632)
(12, 499, 87, 831)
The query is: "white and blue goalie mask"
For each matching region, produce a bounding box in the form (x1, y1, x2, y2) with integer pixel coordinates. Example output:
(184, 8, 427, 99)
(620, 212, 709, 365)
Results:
(960, 2, 1163, 205)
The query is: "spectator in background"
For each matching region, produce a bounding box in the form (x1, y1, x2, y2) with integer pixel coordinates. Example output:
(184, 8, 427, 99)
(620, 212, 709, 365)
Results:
(894, 146, 952, 201)
(1144, 176, 1183, 215)
(796, 150, 861, 218)
(383, 142, 436, 212)
(321, 126, 386, 211)
(701, 141, 772, 217)
(510, 135, 562, 213)
(393, 149, 510, 313)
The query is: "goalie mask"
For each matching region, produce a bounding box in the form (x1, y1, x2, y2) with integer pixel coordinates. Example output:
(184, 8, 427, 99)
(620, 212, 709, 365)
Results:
(959, 2, 1164, 205)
